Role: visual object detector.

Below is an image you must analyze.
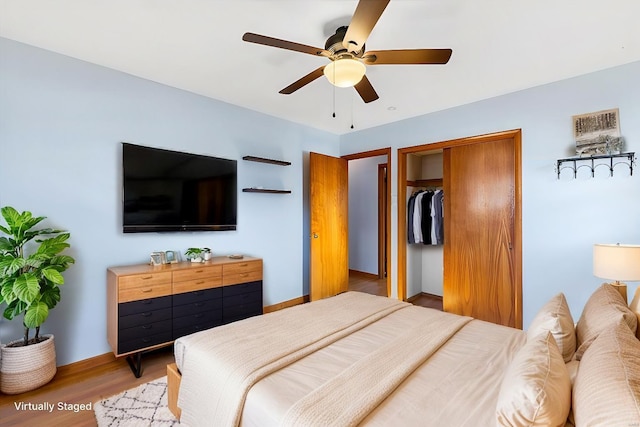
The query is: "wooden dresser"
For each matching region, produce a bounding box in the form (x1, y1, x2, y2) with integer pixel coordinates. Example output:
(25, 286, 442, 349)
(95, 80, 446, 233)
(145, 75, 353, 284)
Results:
(107, 256, 262, 376)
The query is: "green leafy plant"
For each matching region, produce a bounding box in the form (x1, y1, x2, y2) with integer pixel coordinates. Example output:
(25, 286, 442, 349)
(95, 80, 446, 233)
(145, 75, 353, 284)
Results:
(0, 206, 75, 346)
(184, 247, 204, 262)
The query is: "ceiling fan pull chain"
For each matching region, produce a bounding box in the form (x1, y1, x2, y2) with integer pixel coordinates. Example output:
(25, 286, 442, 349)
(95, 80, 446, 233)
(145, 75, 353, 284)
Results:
(332, 66, 336, 118)
(351, 90, 355, 129)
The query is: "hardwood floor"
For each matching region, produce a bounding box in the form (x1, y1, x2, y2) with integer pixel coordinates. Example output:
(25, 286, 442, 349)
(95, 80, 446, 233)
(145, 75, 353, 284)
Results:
(348, 271, 443, 311)
(0, 275, 441, 426)
(348, 271, 388, 296)
(0, 346, 174, 426)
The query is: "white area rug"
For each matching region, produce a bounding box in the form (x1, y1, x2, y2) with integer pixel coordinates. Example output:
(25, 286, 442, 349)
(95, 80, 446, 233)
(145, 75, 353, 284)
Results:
(94, 376, 179, 426)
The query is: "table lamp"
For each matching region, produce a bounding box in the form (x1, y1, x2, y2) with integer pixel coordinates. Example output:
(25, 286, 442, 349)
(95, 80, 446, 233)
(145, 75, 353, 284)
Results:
(593, 243, 640, 302)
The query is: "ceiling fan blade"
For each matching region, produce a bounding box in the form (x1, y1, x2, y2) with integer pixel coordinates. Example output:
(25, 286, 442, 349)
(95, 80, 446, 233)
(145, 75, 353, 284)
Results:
(354, 75, 379, 103)
(363, 49, 453, 65)
(243, 32, 331, 57)
(279, 66, 326, 95)
(343, 0, 390, 53)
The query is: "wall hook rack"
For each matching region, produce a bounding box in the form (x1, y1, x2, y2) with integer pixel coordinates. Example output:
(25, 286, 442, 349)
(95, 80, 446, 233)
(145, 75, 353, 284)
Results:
(556, 152, 635, 179)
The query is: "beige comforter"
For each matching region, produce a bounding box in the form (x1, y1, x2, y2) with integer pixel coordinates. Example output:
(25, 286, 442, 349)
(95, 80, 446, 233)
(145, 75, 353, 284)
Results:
(177, 292, 408, 426)
(176, 292, 525, 427)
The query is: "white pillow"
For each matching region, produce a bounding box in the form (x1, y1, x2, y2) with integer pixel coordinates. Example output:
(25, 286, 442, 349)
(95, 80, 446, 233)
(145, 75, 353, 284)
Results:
(496, 331, 571, 427)
(573, 320, 640, 426)
(575, 284, 637, 360)
(527, 293, 575, 362)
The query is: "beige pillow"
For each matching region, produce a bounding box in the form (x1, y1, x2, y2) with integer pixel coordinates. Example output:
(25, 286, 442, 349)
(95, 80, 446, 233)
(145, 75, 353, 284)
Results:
(630, 286, 640, 339)
(496, 331, 571, 427)
(573, 320, 640, 426)
(527, 293, 576, 362)
(574, 284, 637, 360)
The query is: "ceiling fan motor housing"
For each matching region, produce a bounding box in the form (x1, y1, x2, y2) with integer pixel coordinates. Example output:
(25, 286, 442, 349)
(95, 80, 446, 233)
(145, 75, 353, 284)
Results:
(325, 26, 364, 58)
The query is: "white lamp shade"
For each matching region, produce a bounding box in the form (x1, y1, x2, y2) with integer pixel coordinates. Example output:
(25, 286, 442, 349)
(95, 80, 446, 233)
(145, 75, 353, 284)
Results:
(593, 244, 640, 281)
(323, 58, 366, 88)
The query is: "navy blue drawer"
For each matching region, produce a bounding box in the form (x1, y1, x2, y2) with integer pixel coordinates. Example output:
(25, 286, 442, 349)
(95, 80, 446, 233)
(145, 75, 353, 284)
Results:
(173, 322, 219, 339)
(223, 289, 262, 308)
(173, 310, 222, 331)
(119, 295, 171, 317)
(174, 298, 221, 318)
(173, 311, 222, 340)
(118, 330, 172, 354)
(118, 319, 172, 342)
(173, 287, 222, 306)
(119, 307, 172, 329)
(222, 281, 262, 298)
(222, 302, 262, 324)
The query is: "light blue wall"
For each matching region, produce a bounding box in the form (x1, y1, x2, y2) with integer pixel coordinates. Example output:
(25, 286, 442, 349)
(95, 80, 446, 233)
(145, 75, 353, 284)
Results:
(340, 60, 640, 327)
(0, 38, 339, 365)
(348, 155, 387, 275)
(2, 36, 638, 366)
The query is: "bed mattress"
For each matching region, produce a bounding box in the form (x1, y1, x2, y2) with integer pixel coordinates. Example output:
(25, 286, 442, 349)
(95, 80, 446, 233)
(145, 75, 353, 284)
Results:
(174, 292, 525, 426)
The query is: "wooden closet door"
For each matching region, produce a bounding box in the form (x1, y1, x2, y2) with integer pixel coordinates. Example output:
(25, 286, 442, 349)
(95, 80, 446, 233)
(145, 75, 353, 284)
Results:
(309, 152, 349, 301)
(443, 137, 519, 328)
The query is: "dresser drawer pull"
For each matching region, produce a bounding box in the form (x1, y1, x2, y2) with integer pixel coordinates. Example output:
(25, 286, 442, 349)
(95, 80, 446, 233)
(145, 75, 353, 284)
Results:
(196, 280, 205, 285)
(141, 288, 153, 293)
(194, 313, 204, 319)
(141, 299, 153, 305)
(194, 302, 204, 307)
(141, 276, 153, 280)
(239, 263, 248, 267)
(142, 325, 153, 330)
(142, 338, 151, 343)
(194, 291, 204, 296)
(195, 270, 204, 273)
(141, 312, 152, 317)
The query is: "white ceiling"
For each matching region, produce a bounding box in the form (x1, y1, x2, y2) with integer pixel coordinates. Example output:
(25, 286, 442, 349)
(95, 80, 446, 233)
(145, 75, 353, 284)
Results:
(1, 0, 639, 135)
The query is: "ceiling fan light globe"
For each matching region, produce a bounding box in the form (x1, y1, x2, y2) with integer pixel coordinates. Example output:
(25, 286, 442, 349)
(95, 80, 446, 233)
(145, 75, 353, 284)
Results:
(323, 58, 366, 88)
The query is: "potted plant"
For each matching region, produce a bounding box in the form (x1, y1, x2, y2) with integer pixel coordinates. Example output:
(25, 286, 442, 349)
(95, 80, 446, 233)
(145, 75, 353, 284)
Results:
(0, 206, 75, 394)
(184, 248, 204, 263)
(203, 247, 212, 261)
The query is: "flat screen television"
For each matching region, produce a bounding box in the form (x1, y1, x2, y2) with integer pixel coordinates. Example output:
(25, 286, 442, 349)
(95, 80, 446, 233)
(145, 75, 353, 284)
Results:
(122, 143, 237, 233)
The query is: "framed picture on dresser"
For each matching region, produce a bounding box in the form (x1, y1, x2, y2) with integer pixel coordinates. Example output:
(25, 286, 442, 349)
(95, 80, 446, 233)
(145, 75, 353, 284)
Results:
(150, 251, 164, 266)
(164, 250, 178, 264)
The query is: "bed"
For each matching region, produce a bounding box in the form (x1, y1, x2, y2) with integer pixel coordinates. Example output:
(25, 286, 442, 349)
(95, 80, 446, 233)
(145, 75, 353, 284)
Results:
(168, 286, 640, 427)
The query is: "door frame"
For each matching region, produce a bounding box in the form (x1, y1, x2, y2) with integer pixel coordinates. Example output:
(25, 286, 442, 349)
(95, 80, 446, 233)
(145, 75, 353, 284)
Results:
(397, 130, 522, 326)
(342, 147, 392, 297)
(377, 163, 387, 279)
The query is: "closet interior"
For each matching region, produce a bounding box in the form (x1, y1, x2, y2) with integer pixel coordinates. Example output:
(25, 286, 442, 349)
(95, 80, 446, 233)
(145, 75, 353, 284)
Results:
(406, 150, 444, 300)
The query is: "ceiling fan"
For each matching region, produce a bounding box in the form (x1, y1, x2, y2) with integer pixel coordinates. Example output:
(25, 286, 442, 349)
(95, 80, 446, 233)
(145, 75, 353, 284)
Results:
(242, 0, 452, 103)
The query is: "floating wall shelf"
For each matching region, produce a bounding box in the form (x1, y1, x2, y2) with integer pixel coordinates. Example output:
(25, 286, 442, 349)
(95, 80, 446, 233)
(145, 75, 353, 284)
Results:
(242, 188, 291, 194)
(242, 155, 292, 194)
(242, 156, 291, 166)
(556, 152, 635, 179)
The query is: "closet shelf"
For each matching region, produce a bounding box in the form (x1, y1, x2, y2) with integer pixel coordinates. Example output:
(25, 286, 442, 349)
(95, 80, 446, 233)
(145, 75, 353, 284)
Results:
(407, 178, 443, 188)
(242, 156, 291, 166)
(556, 152, 635, 179)
(242, 188, 291, 194)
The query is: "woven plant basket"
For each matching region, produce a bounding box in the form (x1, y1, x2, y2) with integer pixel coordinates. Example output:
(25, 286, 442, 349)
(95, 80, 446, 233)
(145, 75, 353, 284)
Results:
(0, 334, 56, 395)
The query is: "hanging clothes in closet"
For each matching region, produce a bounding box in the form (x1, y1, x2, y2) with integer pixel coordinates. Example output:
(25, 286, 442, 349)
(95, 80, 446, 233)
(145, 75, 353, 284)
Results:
(407, 189, 444, 245)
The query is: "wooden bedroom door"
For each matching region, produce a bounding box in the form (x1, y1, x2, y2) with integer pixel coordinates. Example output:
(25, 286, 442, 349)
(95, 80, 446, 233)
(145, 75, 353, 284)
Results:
(309, 152, 349, 301)
(443, 135, 521, 328)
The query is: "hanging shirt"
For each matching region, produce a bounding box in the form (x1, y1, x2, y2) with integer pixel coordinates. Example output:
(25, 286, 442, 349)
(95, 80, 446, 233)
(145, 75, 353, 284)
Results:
(407, 192, 419, 244)
(413, 191, 426, 244)
(421, 191, 433, 245)
(432, 190, 444, 244)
